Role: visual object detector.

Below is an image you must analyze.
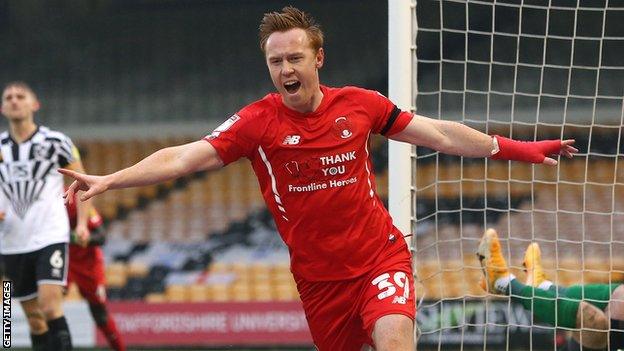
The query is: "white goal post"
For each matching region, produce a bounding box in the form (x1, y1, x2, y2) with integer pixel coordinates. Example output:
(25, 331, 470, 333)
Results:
(388, 0, 415, 237)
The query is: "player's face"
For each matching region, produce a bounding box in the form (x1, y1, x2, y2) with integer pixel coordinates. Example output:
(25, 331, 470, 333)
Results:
(1, 86, 39, 122)
(265, 28, 324, 113)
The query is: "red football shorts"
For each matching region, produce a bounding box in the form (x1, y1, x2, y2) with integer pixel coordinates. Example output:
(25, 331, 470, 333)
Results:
(68, 245, 107, 304)
(295, 239, 415, 351)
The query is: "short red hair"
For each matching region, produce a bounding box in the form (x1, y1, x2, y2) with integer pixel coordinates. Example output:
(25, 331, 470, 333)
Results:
(259, 6, 324, 53)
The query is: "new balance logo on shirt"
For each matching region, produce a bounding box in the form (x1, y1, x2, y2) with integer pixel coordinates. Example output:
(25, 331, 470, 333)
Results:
(282, 135, 301, 145)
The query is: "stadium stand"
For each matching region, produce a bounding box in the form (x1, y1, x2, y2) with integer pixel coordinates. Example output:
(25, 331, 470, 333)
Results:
(75, 132, 623, 302)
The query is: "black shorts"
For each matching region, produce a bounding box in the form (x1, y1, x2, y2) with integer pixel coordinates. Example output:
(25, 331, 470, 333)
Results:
(1, 242, 68, 301)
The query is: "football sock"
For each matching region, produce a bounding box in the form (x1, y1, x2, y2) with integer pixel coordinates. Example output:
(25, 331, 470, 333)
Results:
(47, 316, 72, 350)
(507, 278, 580, 328)
(89, 303, 126, 351)
(562, 284, 617, 311)
(30, 331, 49, 351)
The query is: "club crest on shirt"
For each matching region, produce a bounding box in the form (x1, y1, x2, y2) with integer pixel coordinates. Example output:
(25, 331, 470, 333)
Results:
(332, 116, 353, 139)
(31, 143, 50, 161)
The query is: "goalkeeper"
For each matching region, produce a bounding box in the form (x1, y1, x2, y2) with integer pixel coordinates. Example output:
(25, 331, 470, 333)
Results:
(478, 229, 624, 350)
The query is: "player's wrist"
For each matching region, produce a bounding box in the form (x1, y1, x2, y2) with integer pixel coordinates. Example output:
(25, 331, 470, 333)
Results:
(490, 135, 561, 164)
(102, 173, 117, 191)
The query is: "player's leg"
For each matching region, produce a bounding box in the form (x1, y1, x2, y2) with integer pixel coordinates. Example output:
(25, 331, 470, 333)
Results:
(1, 252, 50, 350)
(568, 301, 608, 349)
(87, 302, 125, 351)
(371, 314, 414, 351)
(36, 243, 72, 350)
(296, 276, 372, 351)
(297, 280, 367, 351)
(562, 284, 620, 349)
(364, 239, 415, 351)
(477, 230, 581, 328)
(524, 242, 612, 349)
(73, 247, 125, 351)
(523, 243, 570, 296)
(20, 298, 49, 351)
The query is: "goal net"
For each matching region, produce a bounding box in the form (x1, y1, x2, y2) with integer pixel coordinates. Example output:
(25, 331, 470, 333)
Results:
(388, 0, 624, 349)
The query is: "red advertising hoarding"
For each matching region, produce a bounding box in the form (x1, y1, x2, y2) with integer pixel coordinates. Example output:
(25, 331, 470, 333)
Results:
(98, 301, 313, 347)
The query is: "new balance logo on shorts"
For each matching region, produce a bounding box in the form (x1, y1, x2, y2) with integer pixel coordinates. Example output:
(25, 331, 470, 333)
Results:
(283, 135, 301, 145)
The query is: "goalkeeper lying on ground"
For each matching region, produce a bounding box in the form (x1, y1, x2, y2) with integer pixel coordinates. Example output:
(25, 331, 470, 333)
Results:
(477, 229, 624, 350)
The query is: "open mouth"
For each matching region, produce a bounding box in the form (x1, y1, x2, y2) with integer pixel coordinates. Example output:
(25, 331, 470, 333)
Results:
(284, 81, 301, 94)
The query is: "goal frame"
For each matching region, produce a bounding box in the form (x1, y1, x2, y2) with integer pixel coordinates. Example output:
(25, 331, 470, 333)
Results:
(388, 0, 416, 238)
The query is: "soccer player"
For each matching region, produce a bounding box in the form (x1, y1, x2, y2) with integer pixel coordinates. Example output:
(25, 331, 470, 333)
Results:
(477, 229, 624, 350)
(65, 193, 126, 351)
(61, 7, 578, 350)
(0, 81, 92, 350)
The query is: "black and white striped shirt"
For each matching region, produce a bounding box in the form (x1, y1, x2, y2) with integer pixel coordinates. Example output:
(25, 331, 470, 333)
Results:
(0, 126, 76, 254)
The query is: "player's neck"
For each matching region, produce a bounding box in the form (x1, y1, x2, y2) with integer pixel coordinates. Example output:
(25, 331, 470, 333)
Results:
(9, 118, 37, 143)
(284, 88, 324, 114)
(310, 89, 324, 112)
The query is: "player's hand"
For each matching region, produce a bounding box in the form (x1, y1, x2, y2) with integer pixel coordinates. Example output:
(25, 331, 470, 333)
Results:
(543, 139, 578, 166)
(58, 169, 109, 203)
(74, 224, 91, 248)
(0, 211, 5, 221)
(492, 136, 579, 166)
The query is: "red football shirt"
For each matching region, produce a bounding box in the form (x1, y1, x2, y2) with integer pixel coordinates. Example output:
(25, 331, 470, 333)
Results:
(206, 85, 413, 281)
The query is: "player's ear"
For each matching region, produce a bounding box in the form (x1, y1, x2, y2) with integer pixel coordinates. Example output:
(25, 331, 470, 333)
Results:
(32, 99, 41, 113)
(316, 47, 324, 69)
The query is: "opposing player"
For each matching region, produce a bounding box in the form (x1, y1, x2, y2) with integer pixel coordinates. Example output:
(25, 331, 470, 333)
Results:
(65, 192, 126, 351)
(477, 229, 623, 350)
(61, 7, 577, 350)
(0, 81, 92, 350)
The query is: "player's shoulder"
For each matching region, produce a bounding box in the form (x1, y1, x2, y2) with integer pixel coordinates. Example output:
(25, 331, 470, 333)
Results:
(36, 125, 72, 143)
(238, 93, 280, 117)
(0, 131, 10, 145)
(210, 93, 278, 139)
(332, 85, 385, 102)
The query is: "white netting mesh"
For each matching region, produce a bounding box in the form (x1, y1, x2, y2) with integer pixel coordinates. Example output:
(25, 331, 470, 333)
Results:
(410, 1, 624, 349)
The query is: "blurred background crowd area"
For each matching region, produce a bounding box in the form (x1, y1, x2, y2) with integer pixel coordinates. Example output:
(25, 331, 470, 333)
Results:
(0, 0, 622, 306)
(0, 0, 390, 305)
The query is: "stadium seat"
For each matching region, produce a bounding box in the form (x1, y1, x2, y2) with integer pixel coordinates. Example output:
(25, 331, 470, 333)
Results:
(252, 282, 273, 301)
(127, 261, 149, 278)
(209, 284, 230, 302)
(105, 262, 128, 288)
(188, 284, 209, 302)
(274, 282, 298, 301)
(165, 284, 188, 302)
(230, 282, 253, 302)
(144, 292, 167, 303)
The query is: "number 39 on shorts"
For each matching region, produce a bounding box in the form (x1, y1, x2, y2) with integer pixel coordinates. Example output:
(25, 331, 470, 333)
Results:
(371, 272, 410, 304)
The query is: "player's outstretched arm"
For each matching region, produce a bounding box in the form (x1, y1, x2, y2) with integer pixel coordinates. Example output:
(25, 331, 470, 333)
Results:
(389, 114, 578, 165)
(60, 140, 224, 203)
